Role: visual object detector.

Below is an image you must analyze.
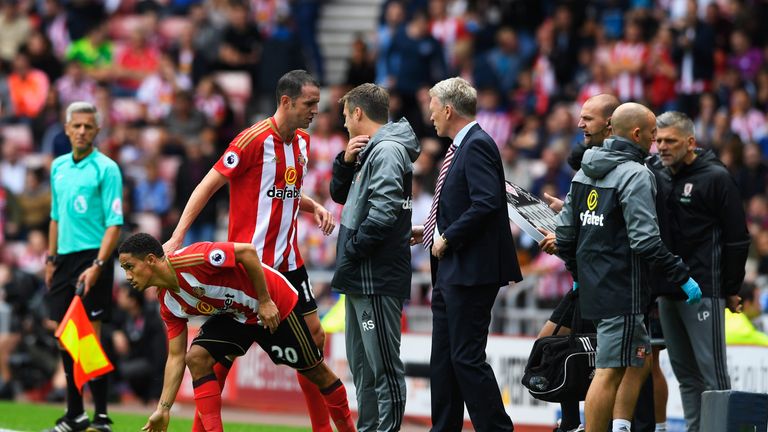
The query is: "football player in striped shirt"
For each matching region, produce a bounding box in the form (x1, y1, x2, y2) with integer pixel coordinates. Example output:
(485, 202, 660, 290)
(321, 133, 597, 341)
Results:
(118, 233, 355, 432)
(164, 70, 336, 429)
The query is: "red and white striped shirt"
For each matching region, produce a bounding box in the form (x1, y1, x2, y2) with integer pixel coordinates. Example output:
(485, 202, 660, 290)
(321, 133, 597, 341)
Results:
(214, 118, 310, 272)
(158, 242, 298, 339)
(610, 41, 648, 102)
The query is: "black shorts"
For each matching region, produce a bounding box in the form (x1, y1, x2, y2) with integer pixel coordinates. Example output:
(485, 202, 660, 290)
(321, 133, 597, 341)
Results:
(46, 249, 114, 323)
(192, 311, 323, 371)
(281, 266, 317, 316)
(549, 290, 596, 333)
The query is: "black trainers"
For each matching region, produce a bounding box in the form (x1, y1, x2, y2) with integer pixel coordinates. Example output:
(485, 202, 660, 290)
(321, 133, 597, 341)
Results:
(44, 413, 90, 432)
(86, 414, 113, 432)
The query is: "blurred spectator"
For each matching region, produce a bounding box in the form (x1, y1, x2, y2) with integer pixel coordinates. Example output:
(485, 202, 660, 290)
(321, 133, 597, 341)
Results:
(728, 30, 763, 83)
(16, 229, 48, 278)
(168, 24, 209, 86)
(428, 0, 470, 68)
(8, 50, 50, 120)
(609, 19, 648, 102)
(672, 0, 715, 116)
(387, 11, 446, 127)
(485, 27, 527, 95)
(0, 60, 13, 119)
(163, 89, 207, 148)
(475, 87, 515, 150)
(112, 30, 161, 97)
(734, 143, 768, 203)
(136, 53, 192, 123)
(0, 0, 32, 63)
(725, 282, 768, 346)
(730, 88, 767, 144)
(132, 160, 171, 216)
(255, 13, 305, 114)
(0, 141, 27, 195)
(374, 0, 405, 87)
(530, 146, 572, 199)
(25, 31, 63, 84)
(172, 138, 223, 246)
(65, 22, 113, 82)
(187, 3, 223, 66)
(344, 36, 375, 88)
(646, 24, 678, 111)
(55, 61, 97, 108)
(193, 76, 231, 132)
(217, 2, 261, 88)
(111, 284, 166, 404)
(16, 167, 51, 236)
(40, 0, 70, 59)
(522, 247, 573, 309)
(293, 0, 324, 84)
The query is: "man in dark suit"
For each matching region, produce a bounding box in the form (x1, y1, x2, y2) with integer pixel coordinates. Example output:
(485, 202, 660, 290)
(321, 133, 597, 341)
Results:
(412, 77, 521, 431)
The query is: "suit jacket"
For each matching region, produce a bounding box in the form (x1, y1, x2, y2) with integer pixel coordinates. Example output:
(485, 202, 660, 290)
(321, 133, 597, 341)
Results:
(435, 123, 522, 287)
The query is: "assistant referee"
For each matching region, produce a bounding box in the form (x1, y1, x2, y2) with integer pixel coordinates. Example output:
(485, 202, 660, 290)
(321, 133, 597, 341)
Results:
(44, 102, 123, 432)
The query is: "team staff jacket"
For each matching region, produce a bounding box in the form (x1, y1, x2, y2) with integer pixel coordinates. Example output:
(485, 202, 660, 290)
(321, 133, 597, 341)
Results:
(329, 118, 420, 298)
(158, 242, 298, 339)
(648, 149, 750, 299)
(556, 137, 690, 320)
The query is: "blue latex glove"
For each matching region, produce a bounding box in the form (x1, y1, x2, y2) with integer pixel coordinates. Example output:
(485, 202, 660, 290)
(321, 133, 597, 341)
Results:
(573, 281, 579, 292)
(681, 277, 702, 304)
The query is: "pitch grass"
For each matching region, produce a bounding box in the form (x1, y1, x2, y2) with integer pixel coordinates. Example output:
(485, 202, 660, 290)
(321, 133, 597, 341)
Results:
(0, 401, 309, 432)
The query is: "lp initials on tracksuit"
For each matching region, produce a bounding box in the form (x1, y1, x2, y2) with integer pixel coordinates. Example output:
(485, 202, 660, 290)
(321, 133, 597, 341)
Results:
(361, 310, 375, 331)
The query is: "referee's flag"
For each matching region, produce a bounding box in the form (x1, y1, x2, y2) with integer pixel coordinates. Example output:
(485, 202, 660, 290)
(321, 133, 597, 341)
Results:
(54, 295, 114, 393)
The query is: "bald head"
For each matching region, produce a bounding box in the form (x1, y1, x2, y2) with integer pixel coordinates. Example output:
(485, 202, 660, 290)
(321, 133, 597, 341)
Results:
(610, 103, 657, 152)
(586, 94, 620, 119)
(579, 94, 621, 147)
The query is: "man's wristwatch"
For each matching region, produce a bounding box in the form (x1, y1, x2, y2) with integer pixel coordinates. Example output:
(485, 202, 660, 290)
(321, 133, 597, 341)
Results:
(440, 234, 448, 246)
(46, 255, 57, 264)
(92, 259, 105, 268)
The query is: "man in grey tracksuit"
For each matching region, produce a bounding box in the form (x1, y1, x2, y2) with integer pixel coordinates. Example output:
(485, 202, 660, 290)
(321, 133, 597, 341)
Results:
(330, 83, 419, 432)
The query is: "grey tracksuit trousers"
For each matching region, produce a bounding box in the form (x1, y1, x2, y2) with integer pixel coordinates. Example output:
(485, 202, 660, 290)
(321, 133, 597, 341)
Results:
(345, 293, 407, 432)
(659, 297, 730, 432)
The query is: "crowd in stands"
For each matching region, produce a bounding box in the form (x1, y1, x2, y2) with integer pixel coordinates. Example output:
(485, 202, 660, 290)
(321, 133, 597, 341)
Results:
(0, 0, 768, 405)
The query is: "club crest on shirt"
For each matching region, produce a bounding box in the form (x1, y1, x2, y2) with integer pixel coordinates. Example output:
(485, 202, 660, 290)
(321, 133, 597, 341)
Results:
(223, 151, 239, 169)
(285, 166, 298, 185)
(208, 249, 226, 266)
(196, 301, 215, 315)
(681, 183, 693, 204)
(298, 154, 307, 166)
(192, 286, 205, 297)
(683, 183, 693, 196)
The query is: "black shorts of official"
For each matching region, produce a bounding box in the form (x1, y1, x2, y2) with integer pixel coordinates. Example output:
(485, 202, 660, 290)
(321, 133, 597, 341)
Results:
(548, 290, 596, 333)
(281, 266, 317, 316)
(47, 249, 114, 323)
(192, 311, 323, 371)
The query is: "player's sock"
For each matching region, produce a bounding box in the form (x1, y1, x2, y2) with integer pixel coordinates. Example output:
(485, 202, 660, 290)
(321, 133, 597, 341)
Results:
(213, 362, 230, 390)
(320, 379, 355, 432)
(655, 422, 667, 432)
(193, 374, 223, 432)
(612, 418, 631, 432)
(90, 375, 109, 417)
(61, 349, 84, 418)
(297, 371, 332, 432)
(192, 363, 230, 432)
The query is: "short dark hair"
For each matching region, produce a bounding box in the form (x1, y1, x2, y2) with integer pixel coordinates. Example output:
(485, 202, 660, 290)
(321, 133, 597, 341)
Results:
(276, 70, 319, 105)
(339, 83, 389, 124)
(118, 233, 164, 259)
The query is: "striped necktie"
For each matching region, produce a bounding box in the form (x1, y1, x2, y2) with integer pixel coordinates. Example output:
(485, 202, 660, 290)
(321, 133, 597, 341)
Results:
(423, 143, 457, 250)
